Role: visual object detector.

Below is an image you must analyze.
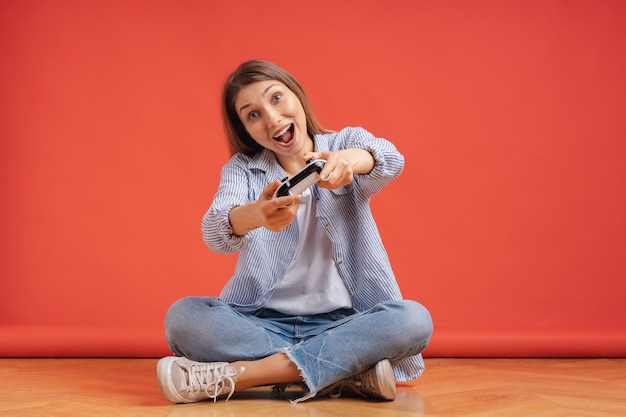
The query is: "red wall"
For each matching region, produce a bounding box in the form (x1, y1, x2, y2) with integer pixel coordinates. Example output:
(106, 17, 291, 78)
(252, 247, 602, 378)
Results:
(2, 0, 625, 357)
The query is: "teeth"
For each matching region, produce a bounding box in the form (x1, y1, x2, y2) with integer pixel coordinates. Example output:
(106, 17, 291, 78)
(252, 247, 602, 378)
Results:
(274, 124, 291, 138)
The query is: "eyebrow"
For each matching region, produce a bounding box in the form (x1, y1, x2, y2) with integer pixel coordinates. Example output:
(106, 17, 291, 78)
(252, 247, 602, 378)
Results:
(238, 83, 278, 115)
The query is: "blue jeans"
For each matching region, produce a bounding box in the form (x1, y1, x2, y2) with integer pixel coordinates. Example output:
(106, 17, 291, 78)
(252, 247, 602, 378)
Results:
(164, 297, 432, 400)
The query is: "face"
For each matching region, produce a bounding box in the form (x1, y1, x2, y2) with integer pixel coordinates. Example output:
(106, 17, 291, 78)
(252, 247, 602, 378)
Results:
(235, 80, 312, 159)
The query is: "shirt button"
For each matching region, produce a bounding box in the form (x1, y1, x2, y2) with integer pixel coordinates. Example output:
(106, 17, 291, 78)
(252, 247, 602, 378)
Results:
(324, 224, 331, 230)
(335, 259, 342, 265)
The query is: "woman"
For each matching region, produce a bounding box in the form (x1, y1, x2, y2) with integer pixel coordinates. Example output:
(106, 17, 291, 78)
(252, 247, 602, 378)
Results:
(157, 59, 433, 404)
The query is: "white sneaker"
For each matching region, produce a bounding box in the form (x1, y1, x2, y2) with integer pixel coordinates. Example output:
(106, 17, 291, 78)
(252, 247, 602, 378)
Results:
(157, 356, 244, 403)
(321, 359, 396, 400)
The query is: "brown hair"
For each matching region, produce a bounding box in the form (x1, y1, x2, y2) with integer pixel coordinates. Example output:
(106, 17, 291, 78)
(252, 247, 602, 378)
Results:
(222, 60, 331, 156)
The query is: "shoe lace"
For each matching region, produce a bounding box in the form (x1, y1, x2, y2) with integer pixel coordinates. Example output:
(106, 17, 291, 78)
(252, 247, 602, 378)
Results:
(185, 362, 240, 402)
(325, 375, 370, 399)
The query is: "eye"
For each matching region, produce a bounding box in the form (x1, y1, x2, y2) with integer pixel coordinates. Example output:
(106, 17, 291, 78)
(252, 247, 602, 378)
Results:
(272, 93, 282, 103)
(247, 111, 259, 121)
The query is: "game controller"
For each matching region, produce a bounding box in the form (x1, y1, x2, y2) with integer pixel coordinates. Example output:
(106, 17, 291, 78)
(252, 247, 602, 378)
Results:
(273, 159, 326, 198)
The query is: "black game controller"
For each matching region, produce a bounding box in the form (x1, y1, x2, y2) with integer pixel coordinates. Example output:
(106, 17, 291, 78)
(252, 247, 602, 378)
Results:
(273, 159, 326, 198)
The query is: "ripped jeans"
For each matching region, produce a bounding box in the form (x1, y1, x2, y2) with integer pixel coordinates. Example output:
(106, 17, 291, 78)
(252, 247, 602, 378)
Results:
(164, 297, 433, 401)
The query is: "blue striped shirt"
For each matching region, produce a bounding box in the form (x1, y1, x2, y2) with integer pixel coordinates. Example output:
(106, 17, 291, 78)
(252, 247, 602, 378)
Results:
(201, 126, 425, 381)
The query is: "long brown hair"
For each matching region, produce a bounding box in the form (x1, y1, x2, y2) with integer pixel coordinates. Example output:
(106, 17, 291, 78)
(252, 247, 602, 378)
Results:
(222, 60, 331, 156)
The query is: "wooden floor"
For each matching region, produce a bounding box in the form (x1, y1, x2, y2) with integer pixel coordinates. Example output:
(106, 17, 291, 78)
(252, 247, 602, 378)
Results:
(0, 358, 624, 416)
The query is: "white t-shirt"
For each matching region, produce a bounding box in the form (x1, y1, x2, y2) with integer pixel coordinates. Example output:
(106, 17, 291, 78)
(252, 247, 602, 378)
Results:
(264, 189, 353, 315)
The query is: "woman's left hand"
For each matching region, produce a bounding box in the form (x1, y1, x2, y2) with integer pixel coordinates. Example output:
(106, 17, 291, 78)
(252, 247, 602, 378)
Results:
(303, 148, 374, 189)
(303, 151, 354, 190)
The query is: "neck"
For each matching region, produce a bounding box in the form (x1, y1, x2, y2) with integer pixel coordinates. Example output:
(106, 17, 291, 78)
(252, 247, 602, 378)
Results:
(276, 137, 314, 176)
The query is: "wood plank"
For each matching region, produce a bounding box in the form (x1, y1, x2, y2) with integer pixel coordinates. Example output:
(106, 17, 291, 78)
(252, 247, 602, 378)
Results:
(0, 358, 624, 416)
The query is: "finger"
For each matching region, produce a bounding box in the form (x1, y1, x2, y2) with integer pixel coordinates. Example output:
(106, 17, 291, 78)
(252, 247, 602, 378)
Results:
(303, 151, 326, 163)
(263, 180, 281, 199)
(275, 194, 299, 209)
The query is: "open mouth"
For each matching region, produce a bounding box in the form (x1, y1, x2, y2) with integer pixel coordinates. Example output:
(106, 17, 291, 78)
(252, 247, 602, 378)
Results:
(273, 123, 294, 144)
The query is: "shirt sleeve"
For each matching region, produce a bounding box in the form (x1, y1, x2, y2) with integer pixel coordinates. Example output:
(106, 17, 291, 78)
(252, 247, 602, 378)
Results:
(201, 156, 254, 254)
(330, 127, 405, 196)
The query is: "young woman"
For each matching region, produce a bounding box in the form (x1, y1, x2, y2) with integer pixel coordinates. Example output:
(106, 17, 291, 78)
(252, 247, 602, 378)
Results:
(157, 59, 433, 404)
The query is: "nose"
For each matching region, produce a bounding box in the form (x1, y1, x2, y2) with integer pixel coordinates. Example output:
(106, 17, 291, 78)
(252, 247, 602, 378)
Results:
(267, 108, 282, 128)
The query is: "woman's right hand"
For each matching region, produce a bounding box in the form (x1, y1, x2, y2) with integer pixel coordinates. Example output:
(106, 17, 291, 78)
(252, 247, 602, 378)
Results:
(257, 180, 301, 232)
(229, 180, 300, 235)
